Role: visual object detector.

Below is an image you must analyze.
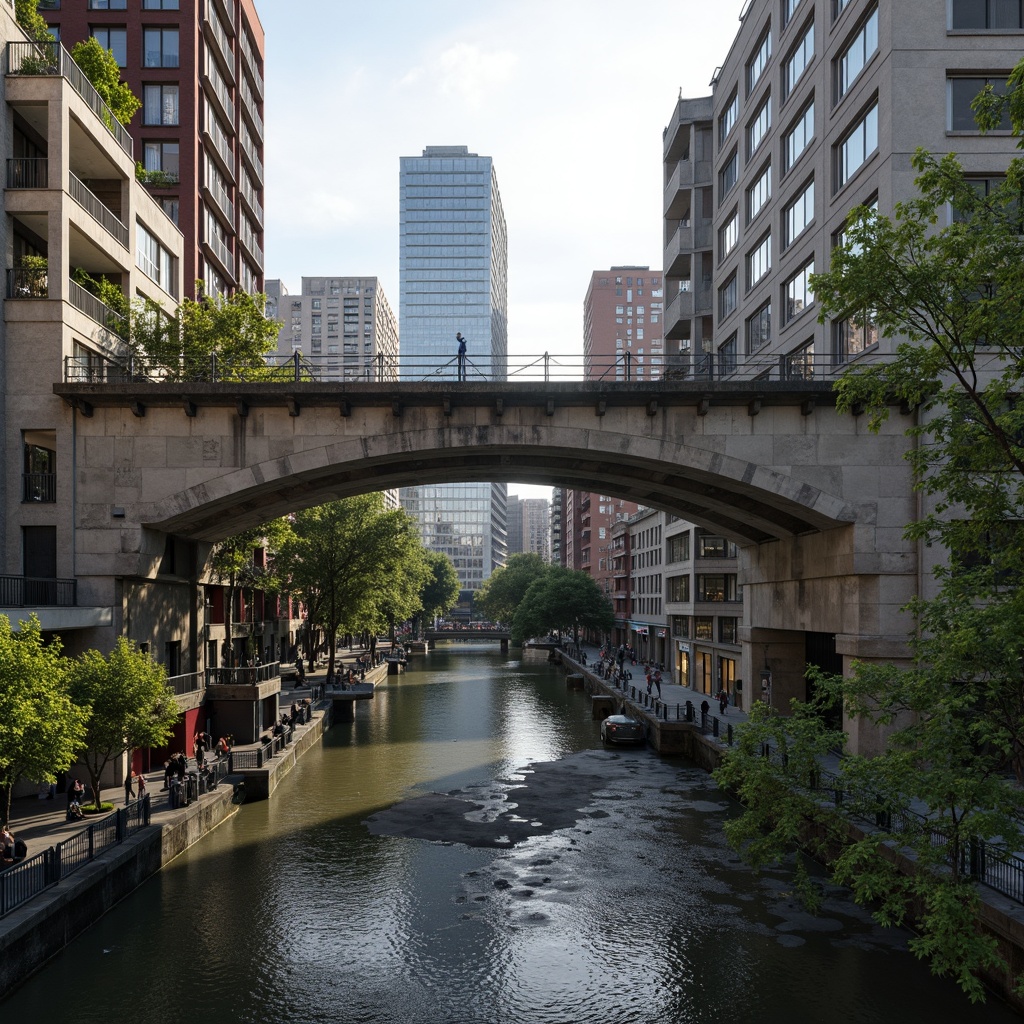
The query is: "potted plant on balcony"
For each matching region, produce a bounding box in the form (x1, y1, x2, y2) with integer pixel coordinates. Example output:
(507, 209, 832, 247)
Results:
(17, 255, 47, 298)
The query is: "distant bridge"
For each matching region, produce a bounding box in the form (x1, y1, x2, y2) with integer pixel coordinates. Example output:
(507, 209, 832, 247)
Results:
(423, 629, 511, 652)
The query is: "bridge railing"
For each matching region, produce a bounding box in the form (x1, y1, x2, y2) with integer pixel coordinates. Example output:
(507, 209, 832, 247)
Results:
(62, 350, 877, 386)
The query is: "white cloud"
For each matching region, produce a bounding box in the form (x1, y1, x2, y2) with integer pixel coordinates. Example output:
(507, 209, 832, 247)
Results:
(399, 42, 519, 110)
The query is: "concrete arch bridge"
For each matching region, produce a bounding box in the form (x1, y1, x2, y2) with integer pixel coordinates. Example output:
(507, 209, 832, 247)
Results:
(54, 377, 920, 752)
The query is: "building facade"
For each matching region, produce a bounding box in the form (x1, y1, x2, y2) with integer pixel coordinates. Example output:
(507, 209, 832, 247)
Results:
(44, 0, 266, 299)
(265, 276, 399, 382)
(398, 146, 509, 598)
(584, 266, 666, 382)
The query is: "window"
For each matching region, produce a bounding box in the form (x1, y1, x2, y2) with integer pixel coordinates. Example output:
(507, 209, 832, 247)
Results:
(747, 94, 771, 158)
(91, 26, 126, 66)
(136, 223, 176, 294)
(951, 0, 1024, 28)
(719, 90, 739, 144)
(695, 617, 714, 641)
(747, 28, 772, 94)
(143, 84, 179, 125)
(719, 274, 738, 318)
(89, 0, 126, 8)
(784, 99, 814, 172)
(144, 28, 179, 67)
(746, 301, 771, 353)
(747, 233, 772, 289)
(833, 0, 851, 19)
(949, 77, 1011, 131)
(782, 178, 814, 247)
(783, 0, 802, 27)
(719, 618, 739, 644)
(834, 312, 878, 361)
(783, 20, 814, 100)
(143, 141, 179, 179)
(783, 339, 816, 379)
(747, 162, 772, 222)
(668, 576, 691, 602)
(160, 197, 179, 224)
(699, 534, 734, 558)
(720, 149, 739, 198)
(667, 532, 691, 562)
(836, 101, 878, 188)
(836, 7, 878, 102)
(719, 209, 739, 260)
(143, 0, 180, 6)
(718, 334, 738, 375)
(783, 258, 814, 322)
(697, 574, 739, 601)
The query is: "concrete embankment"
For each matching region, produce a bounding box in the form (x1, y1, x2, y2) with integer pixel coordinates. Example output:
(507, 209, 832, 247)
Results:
(0, 675, 354, 998)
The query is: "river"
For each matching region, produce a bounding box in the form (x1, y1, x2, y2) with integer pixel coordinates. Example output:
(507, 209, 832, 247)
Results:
(2, 646, 1018, 1023)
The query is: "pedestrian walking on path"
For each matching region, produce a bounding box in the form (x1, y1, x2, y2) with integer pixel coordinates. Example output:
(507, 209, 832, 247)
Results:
(124, 772, 135, 806)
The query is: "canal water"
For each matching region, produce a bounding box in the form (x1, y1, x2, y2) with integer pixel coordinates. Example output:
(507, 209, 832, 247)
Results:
(2, 647, 1018, 1023)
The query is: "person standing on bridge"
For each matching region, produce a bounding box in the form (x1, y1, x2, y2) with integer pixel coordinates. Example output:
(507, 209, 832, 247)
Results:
(456, 332, 467, 381)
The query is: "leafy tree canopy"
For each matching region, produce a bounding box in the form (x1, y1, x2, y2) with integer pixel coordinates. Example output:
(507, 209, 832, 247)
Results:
(511, 567, 612, 644)
(70, 38, 141, 128)
(474, 553, 549, 624)
(15, 0, 55, 43)
(70, 637, 178, 810)
(419, 551, 461, 623)
(0, 615, 86, 824)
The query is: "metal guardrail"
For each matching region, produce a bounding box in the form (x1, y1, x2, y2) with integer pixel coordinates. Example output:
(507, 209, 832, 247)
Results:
(0, 797, 151, 918)
(5, 42, 133, 157)
(758, 741, 1024, 906)
(22, 471, 56, 502)
(166, 670, 204, 696)
(6, 156, 47, 188)
(6, 267, 47, 298)
(206, 661, 280, 686)
(70, 171, 129, 249)
(0, 574, 76, 607)
(61, 350, 865, 387)
(68, 278, 128, 338)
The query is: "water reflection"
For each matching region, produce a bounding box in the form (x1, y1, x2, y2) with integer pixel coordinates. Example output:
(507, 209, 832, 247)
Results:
(1, 647, 1018, 1024)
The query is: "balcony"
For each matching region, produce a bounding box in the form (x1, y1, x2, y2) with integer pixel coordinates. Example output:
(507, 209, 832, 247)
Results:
(664, 220, 693, 276)
(203, 230, 235, 282)
(68, 277, 127, 338)
(23, 471, 56, 502)
(239, 174, 263, 224)
(202, 56, 235, 126)
(239, 30, 264, 100)
(665, 285, 694, 329)
(6, 157, 48, 188)
(203, 174, 234, 227)
(6, 267, 48, 298)
(203, 118, 234, 180)
(5, 42, 133, 157)
(70, 171, 128, 249)
(240, 130, 263, 182)
(203, 0, 235, 85)
(0, 575, 76, 607)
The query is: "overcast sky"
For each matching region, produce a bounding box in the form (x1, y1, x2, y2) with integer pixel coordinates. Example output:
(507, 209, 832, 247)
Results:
(259, 0, 745, 497)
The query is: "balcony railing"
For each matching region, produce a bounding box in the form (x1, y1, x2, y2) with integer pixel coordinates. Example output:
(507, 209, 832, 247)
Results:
(203, 0, 234, 80)
(204, 117, 234, 176)
(22, 472, 56, 502)
(68, 277, 128, 338)
(239, 30, 264, 100)
(240, 174, 263, 224)
(6, 267, 48, 298)
(204, 230, 233, 274)
(204, 55, 235, 124)
(240, 130, 263, 182)
(6, 157, 48, 188)
(5, 42, 133, 157)
(167, 671, 204, 696)
(207, 662, 281, 686)
(70, 171, 129, 249)
(0, 575, 76, 607)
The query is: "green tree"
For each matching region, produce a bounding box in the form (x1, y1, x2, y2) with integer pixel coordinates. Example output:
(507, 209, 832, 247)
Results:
(70, 637, 178, 811)
(0, 615, 87, 824)
(277, 496, 425, 679)
(209, 520, 290, 667)
(474, 552, 549, 624)
(415, 551, 461, 635)
(717, 66, 1024, 1003)
(14, 0, 55, 43)
(69, 37, 141, 128)
(511, 567, 612, 645)
(130, 289, 282, 381)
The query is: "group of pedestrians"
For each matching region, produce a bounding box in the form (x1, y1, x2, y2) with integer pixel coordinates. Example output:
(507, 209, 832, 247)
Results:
(123, 770, 148, 806)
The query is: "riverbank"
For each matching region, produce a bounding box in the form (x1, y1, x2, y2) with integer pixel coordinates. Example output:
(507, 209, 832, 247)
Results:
(556, 645, 1024, 1013)
(0, 658, 389, 999)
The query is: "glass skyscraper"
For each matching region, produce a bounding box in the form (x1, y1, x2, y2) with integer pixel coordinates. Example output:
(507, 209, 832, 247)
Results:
(398, 146, 508, 603)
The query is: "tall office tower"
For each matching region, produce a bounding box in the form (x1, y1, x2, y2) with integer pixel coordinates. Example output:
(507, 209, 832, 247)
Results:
(521, 498, 552, 562)
(506, 495, 523, 554)
(398, 146, 509, 602)
(265, 277, 398, 382)
(44, 0, 266, 300)
(550, 488, 565, 567)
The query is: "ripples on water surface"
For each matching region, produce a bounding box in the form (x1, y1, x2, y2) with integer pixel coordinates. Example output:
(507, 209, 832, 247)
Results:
(2, 647, 1018, 1024)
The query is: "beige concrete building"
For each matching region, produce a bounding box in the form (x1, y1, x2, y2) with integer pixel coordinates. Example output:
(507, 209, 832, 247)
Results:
(265, 276, 399, 383)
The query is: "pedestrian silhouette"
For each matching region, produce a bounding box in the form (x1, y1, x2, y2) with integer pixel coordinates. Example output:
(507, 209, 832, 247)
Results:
(456, 332, 467, 381)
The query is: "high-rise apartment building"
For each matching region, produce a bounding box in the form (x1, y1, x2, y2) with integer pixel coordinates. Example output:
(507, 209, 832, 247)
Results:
(265, 277, 398, 382)
(663, 0, 1021, 381)
(44, 0, 266, 300)
(506, 496, 551, 562)
(584, 266, 666, 381)
(398, 146, 509, 601)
